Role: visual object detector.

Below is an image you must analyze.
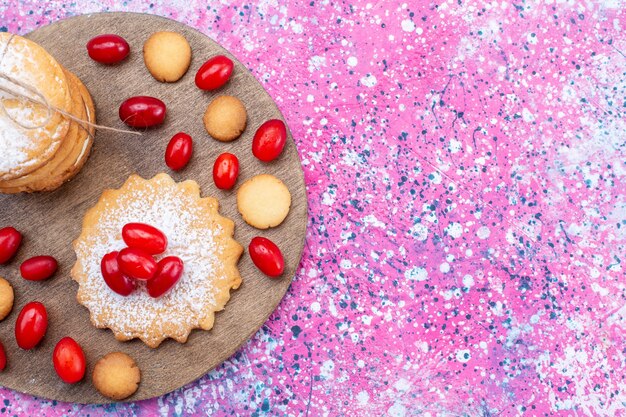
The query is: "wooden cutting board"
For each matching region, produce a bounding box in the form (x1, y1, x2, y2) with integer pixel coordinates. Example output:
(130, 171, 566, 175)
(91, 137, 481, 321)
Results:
(0, 12, 307, 403)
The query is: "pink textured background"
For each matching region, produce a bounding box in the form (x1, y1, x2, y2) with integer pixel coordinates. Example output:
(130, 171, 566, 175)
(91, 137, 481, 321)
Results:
(1, 0, 626, 415)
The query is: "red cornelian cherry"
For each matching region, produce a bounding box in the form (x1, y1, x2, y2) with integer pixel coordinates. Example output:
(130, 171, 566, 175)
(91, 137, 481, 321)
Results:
(117, 247, 158, 281)
(0, 226, 22, 264)
(122, 223, 167, 255)
(165, 132, 193, 171)
(119, 96, 166, 128)
(195, 55, 234, 91)
(86, 34, 130, 64)
(15, 302, 48, 350)
(101, 251, 136, 296)
(212, 153, 239, 190)
(0, 341, 6, 371)
(20, 255, 58, 281)
(252, 119, 287, 162)
(248, 237, 284, 277)
(53, 337, 86, 384)
(147, 256, 184, 298)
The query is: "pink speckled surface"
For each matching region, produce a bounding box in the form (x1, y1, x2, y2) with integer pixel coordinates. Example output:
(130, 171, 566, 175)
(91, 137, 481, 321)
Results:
(1, 0, 626, 415)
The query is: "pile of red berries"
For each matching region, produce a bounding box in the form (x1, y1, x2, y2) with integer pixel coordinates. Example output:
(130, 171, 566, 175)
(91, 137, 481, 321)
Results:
(101, 223, 183, 298)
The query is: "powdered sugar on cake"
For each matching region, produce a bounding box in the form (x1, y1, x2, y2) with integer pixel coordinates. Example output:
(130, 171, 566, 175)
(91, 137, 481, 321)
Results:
(72, 174, 242, 347)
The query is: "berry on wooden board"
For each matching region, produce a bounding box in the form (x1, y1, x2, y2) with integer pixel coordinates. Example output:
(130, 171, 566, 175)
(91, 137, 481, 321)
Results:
(195, 55, 234, 91)
(252, 119, 287, 162)
(119, 96, 166, 128)
(53, 337, 86, 384)
(0, 226, 22, 264)
(249, 237, 285, 277)
(20, 256, 58, 281)
(86, 34, 130, 64)
(213, 153, 239, 190)
(165, 132, 193, 171)
(15, 302, 48, 350)
(0, 341, 6, 371)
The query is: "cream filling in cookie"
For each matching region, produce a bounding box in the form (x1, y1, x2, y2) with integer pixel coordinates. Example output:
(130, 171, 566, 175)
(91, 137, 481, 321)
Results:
(73, 135, 91, 168)
(73, 101, 93, 168)
(72, 173, 242, 348)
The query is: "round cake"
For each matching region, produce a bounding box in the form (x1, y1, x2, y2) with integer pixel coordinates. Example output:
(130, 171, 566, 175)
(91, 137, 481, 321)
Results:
(71, 173, 243, 348)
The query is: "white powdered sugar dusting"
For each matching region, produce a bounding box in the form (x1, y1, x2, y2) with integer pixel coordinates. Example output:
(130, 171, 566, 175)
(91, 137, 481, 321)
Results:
(0, 35, 62, 174)
(74, 177, 232, 344)
(0, 116, 29, 171)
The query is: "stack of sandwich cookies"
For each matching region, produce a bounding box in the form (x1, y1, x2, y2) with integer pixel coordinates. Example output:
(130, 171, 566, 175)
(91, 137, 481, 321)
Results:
(0, 33, 95, 194)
